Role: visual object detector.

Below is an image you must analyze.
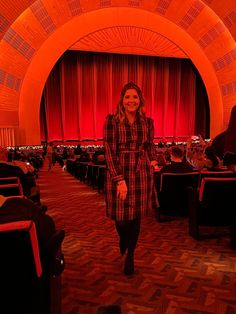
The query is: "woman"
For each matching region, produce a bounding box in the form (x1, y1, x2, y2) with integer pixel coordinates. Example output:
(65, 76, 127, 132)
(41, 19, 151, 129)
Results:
(103, 81, 158, 276)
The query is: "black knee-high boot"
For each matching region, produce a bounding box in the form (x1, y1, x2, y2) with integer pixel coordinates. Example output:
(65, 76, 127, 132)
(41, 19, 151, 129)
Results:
(115, 219, 141, 275)
(115, 218, 141, 256)
(124, 218, 140, 275)
(126, 218, 141, 255)
(115, 221, 128, 256)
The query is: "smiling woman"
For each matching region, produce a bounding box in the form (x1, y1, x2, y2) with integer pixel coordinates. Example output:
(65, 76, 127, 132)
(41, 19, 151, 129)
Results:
(103, 81, 159, 276)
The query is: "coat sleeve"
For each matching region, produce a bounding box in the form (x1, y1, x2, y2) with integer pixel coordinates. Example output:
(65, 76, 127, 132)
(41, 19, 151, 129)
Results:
(147, 118, 157, 162)
(103, 115, 124, 183)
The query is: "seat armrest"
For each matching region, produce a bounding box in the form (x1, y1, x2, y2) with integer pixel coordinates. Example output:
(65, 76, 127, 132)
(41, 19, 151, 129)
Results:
(46, 229, 65, 276)
(187, 186, 200, 240)
(46, 229, 64, 253)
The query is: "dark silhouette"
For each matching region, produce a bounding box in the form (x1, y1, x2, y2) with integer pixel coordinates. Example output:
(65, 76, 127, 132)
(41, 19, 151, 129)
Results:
(212, 105, 236, 160)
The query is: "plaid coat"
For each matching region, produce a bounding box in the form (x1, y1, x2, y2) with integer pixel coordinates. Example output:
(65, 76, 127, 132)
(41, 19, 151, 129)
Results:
(103, 114, 158, 221)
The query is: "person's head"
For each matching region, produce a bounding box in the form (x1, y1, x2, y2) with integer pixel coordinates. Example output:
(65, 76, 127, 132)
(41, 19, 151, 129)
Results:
(193, 147, 205, 159)
(114, 81, 145, 123)
(204, 145, 219, 168)
(170, 146, 184, 162)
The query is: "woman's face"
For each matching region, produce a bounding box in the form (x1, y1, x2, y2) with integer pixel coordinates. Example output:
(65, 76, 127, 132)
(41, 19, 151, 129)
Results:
(123, 88, 140, 114)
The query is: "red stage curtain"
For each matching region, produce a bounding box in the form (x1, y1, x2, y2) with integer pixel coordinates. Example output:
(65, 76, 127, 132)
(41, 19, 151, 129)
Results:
(40, 51, 204, 143)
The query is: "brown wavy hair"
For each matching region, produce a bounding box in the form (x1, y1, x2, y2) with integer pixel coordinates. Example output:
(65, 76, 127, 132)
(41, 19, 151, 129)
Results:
(114, 81, 146, 123)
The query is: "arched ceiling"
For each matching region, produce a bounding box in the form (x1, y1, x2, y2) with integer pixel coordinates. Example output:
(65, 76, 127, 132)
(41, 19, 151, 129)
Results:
(69, 26, 187, 58)
(1, 0, 236, 41)
(0, 0, 236, 145)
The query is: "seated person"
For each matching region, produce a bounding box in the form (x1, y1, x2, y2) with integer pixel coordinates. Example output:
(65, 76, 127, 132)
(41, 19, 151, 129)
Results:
(160, 146, 194, 173)
(157, 140, 165, 148)
(9, 153, 36, 175)
(164, 149, 171, 164)
(186, 137, 206, 170)
(74, 144, 83, 157)
(186, 147, 205, 170)
(92, 148, 106, 165)
(78, 150, 90, 162)
(156, 152, 167, 167)
(93, 154, 106, 165)
(203, 145, 222, 170)
(0, 148, 40, 204)
(155, 146, 194, 192)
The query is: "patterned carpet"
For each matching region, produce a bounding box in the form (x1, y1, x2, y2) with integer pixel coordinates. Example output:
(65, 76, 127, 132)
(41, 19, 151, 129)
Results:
(38, 161, 236, 314)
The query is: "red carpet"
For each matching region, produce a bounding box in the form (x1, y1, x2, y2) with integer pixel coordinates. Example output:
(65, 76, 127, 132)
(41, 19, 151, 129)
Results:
(38, 161, 236, 314)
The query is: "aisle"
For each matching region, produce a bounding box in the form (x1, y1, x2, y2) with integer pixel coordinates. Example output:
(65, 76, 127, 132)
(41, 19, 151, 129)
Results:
(37, 160, 236, 314)
(38, 161, 120, 313)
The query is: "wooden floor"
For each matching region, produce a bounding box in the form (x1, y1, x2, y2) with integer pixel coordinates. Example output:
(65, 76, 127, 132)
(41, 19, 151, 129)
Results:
(38, 161, 236, 314)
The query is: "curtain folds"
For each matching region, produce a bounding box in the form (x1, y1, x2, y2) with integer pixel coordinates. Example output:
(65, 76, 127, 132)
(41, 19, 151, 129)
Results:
(0, 128, 15, 147)
(41, 51, 206, 143)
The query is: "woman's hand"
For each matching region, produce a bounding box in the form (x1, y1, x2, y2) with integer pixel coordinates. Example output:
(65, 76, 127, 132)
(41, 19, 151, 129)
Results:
(117, 180, 128, 201)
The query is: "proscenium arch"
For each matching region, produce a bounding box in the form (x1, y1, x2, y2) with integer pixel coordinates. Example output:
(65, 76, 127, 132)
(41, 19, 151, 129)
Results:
(19, 7, 222, 145)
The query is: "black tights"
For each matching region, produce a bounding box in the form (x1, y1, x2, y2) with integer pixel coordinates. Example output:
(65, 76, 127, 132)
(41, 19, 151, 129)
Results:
(115, 218, 141, 255)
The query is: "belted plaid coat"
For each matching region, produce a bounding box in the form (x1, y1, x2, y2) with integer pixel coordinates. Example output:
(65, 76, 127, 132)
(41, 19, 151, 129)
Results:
(103, 114, 158, 221)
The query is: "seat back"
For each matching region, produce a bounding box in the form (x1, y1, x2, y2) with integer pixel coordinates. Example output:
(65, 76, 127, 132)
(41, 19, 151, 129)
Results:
(0, 182, 23, 196)
(188, 178, 236, 248)
(0, 220, 47, 313)
(199, 170, 235, 183)
(159, 172, 200, 215)
(198, 177, 236, 225)
(0, 220, 42, 277)
(0, 176, 20, 184)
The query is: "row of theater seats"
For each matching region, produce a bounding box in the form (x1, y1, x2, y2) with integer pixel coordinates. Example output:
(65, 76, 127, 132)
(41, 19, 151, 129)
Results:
(66, 158, 236, 250)
(67, 158, 236, 249)
(66, 159, 106, 192)
(0, 177, 65, 314)
(155, 171, 236, 250)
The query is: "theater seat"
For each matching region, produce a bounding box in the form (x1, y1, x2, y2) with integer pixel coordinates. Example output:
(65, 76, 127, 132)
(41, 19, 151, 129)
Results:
(0, 176, 20, 184)
(0, 177, 23, 196)
(187, 177, 236, 249)
(199, 170, 235, 181)
(0, 183, 23, 196)
(0, 220, 64, 314)
(156, 172, 200, 218)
